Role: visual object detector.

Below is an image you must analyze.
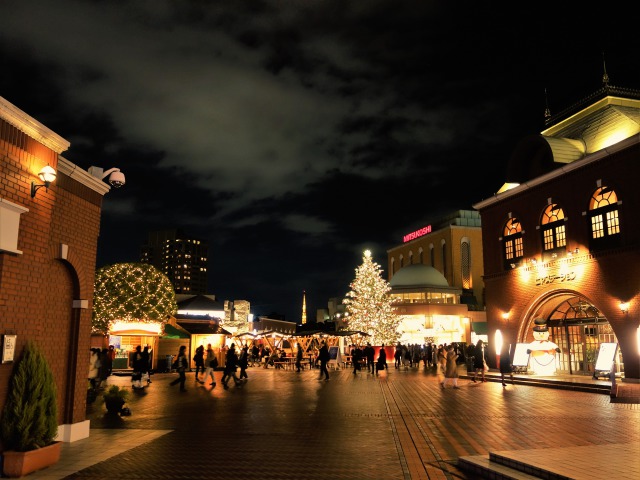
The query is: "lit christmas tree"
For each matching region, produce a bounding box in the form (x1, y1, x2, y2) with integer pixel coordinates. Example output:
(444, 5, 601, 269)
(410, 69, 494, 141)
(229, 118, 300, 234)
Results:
(343, 250, 400, 345)
(92, 263, 178, 335)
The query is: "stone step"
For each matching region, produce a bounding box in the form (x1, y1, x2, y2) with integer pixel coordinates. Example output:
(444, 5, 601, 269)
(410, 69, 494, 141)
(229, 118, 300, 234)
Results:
(457, 454, 541, 480)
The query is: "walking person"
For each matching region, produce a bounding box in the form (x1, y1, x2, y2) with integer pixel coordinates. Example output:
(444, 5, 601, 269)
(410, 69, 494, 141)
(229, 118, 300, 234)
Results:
(318, 341, 330, 380)
(426, 342, 433, 368)
(141, 346, 151, 386)
(88, 348, 100, 390)
(221, 343, 241, 388)
(193, 345, 205, 384)
(376, 344, 387, 375)
(202, 343, 217, 387)
(394, 343, 402, 369)
(472, 339, 487, 383)
(499, 342, 514, 386)
(169, 345, 188, 392)
(238, 345, 249, 381)
(443, 344, 460, 389)
(352, 344, 363, 374)
(364, 342, 375, 374)
(131, 345, 144, 389)
(295, 344, 303, 372)
(436, 345, 446, 387)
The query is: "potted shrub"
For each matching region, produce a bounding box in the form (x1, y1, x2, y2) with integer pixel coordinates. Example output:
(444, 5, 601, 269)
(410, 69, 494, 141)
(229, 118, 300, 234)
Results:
(1, 341, 61, 478)
(102, 385, 129, 414)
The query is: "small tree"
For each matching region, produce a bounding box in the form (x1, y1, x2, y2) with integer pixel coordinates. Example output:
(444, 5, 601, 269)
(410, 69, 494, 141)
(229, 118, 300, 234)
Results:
(92, 262, 178, 334)
(1, 341, 58, 451)
(343, 250, 400, 345)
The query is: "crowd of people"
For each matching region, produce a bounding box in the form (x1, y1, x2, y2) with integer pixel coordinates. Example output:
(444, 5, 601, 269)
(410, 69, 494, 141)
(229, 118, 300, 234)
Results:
(91, 337, 512, 396)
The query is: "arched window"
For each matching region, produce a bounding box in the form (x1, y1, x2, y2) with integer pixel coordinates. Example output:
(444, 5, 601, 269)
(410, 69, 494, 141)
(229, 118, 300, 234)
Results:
(391, 257, 396, 274)
(409, 251, 414, 265)
(429, 244, 435, 267)
(461, 239, 471, 289)
(399, 255, 404, 268)
(441, 240, 447, 277)
(540, 204, 566, 254)
(503, 217, 523, 268)
(418, 247, 424, 264)
(589, 186, 620, 250)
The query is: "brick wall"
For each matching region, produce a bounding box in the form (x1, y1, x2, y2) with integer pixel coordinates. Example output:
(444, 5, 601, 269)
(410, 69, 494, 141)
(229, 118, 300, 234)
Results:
(0, 115, 104, 435)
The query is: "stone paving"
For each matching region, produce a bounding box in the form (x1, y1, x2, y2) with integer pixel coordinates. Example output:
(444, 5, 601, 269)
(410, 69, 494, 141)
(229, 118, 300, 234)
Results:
(31, 364, 640, 479)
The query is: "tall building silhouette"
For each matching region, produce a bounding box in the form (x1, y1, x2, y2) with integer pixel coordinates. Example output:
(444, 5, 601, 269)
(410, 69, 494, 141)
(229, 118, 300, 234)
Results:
(140, 229, 208, 294)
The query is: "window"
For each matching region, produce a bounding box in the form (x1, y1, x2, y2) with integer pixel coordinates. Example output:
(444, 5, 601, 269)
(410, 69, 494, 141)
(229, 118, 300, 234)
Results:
(409, 251, 413, 265)
(461, 239, 471, 289)
(441, 241, 447, 277)
(430, 245, 434, 267)
(418, 248, 424, 264)
(503, 217, 524, 268)
(541, 204, 566, 253)
(589, 186, 621, 250)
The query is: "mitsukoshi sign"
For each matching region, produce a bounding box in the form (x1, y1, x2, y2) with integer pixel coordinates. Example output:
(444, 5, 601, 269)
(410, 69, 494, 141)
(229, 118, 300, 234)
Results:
(403, 225, 431, 243)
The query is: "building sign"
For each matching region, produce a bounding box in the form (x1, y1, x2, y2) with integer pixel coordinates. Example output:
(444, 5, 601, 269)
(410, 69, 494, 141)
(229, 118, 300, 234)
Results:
(2, 334, 17, 363)
(595, 343, 618, 372)
(403, 225, 431, 243)
(535, 271, 576, 286)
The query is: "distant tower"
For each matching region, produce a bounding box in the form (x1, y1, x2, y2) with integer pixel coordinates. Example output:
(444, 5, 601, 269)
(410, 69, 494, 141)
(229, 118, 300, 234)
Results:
(140, 229, 208, 294)
(301, 290, 307, 324)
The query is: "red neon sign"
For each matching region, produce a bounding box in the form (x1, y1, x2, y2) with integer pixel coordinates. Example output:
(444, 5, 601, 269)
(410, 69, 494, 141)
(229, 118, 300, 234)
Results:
(403, 225, 431, 243)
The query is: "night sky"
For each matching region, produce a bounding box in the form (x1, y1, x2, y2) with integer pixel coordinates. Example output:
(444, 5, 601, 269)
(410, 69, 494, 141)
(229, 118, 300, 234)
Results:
(1, 1, 638, 321)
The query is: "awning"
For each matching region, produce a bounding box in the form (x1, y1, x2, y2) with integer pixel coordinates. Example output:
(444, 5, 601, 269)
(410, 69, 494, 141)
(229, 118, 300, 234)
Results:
(176, 321, 231, 336)
(471, 322, 488, 335)
(162, 323, 190, 339)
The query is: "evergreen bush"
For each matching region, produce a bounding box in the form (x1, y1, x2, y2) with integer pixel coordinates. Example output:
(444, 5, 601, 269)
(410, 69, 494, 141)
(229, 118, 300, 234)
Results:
(1, 341, 58, 451)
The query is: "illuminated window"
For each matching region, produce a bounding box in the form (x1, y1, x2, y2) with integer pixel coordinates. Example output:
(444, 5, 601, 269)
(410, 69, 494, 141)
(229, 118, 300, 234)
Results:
(461, 240, 471, 289)
(503, 217, 524, 267)
(589, 186, 621, 249)
(540, 204, 566, 251)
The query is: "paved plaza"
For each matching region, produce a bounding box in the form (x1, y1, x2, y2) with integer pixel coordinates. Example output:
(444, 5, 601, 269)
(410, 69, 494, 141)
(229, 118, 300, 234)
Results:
(27, 364, 640, 480)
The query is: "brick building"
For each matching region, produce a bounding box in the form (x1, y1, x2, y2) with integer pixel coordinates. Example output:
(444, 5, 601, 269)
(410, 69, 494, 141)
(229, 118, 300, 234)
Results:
(0, 96, 111, 444)
(386, 210, 487, 345)
(474, 83, 640, 381)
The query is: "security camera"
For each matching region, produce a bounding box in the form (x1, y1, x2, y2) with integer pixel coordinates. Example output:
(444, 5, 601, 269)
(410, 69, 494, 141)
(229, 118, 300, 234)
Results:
(88, 166, 126, 188)
(108, 170, 126, 188)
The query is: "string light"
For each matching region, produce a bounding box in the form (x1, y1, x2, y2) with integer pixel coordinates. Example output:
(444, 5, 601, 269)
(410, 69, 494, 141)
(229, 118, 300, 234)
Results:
(343, 250, 400, 345)
(92, 262, 178, 335)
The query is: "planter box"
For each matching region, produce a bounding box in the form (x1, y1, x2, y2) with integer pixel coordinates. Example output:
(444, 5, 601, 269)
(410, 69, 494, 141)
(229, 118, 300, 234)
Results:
(2, 441, 62, 478)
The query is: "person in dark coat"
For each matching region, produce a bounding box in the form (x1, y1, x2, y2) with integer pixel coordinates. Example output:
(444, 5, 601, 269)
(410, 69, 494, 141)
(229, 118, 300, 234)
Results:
(376, 344, 387, 375)
(193, 345, 205, 384)
(221, 343, 241, 388)
(472, 339, 487, 383)
(318, 341, 330, 380)
(364, 343, 375, 374)
(499, 342, 514, 386)
(238, 346, 249, 381)
(295, 344, 304, 373)
(169, 345, 188, 392)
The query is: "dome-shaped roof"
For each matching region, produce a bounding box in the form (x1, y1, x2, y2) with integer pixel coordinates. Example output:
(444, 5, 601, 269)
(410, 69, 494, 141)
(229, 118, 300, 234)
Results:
(390, 264, 450, 288)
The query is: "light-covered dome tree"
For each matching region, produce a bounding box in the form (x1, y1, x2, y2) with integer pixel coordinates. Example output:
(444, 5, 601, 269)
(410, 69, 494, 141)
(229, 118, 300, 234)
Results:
(92, 262, 178, 335)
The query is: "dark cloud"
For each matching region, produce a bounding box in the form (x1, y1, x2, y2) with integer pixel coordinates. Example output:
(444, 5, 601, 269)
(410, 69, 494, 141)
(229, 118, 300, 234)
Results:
(1, 1, 638, 320)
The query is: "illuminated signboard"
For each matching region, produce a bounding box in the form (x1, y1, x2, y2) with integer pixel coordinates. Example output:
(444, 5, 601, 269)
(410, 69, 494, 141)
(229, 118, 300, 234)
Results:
(403, 225, 431, 243)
